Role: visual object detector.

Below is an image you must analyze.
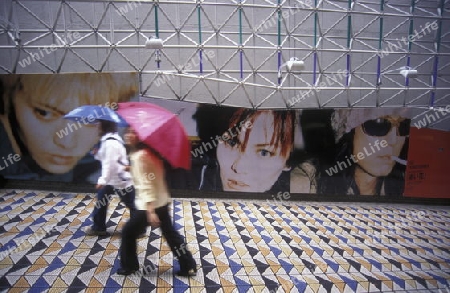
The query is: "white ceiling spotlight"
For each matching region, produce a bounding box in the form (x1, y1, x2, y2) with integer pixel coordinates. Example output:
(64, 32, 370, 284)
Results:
(278, 57, 305, 79)
(378, 66, 418, 85)
(399, 66, 418, 78)
(145, 36, 164, 50)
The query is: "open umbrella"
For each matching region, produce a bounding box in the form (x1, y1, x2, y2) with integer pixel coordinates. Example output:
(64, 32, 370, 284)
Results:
(64, 105, 128, 126)
(117, 102, 191, 170)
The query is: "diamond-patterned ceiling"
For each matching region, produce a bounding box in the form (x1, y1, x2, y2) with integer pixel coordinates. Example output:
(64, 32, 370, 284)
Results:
(0, 0, 449, 129)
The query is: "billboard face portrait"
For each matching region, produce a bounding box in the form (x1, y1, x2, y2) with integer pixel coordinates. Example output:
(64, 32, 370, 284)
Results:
(0, 72, 138, 183)
(317, 108, 412, 196)
(192, 105, 305, 193)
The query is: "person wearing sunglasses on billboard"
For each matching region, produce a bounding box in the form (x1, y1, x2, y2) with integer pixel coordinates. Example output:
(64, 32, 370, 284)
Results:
(318, 108, 411, 196)
(0, 73, 137, 183)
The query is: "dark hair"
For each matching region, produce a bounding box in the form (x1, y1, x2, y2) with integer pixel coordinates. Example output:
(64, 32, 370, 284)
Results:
(300, 109, 335, 162)
(318, 129, 409, 196)
(192, 104, 306, 193)
(99, 120, 118, 136)
(192, 104, 302, 168)
(124, 127, 166, 163)
(0, 76, 28, 155)
(0, 77, 5, 115)
(0, 75, 20, 115)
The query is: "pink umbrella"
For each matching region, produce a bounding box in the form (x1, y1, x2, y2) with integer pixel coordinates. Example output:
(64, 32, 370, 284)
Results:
(117, 102, 191, 170)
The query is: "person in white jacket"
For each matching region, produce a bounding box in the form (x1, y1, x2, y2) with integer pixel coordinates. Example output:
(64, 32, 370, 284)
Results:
(85, 120, 138, 236)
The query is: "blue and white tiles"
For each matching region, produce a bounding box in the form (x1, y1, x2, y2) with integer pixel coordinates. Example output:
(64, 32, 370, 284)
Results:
(0, 189, 449, 292)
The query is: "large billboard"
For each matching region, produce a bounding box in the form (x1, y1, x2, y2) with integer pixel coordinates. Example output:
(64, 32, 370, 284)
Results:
(0, 73, 138, 183)
(144, 97, 414, 197)
(0, 75, 427, 198)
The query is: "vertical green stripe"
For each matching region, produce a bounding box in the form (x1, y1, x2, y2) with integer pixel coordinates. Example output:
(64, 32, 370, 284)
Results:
(435, 0, 444, 52)
(407, 0, 415, 51)
(154, 4, 159, 38)
(347, 0, 352, 48)
(314, 0, 318, 47)
(197, 6, 202, 44)
(239, 4, 242, 45)
(277, 0, 281, 46)
(378, 0, 384, 49)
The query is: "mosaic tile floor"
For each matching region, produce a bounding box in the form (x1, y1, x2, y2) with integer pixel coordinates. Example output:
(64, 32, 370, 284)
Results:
(0, 189, 449, 293)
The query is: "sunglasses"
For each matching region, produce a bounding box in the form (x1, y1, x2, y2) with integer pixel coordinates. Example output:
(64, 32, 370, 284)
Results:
(362, 118, 410, 137)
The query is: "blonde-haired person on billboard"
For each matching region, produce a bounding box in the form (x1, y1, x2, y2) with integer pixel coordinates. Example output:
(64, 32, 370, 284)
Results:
(0, 73, 137, 182)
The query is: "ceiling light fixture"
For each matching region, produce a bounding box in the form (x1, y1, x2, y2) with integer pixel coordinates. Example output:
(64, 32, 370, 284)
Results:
(278, 57, 305, 80)
(145, 37, 164, 50)
(377, 66, 418, 85)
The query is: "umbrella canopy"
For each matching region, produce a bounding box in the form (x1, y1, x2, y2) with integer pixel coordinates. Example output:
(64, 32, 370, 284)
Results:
(117, 102, 191, 170)
(64, 105, 128, 126)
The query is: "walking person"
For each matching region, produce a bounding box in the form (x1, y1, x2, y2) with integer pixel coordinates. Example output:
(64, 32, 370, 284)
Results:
(117, 126, 197, 276)
(85, 120, 139, 236)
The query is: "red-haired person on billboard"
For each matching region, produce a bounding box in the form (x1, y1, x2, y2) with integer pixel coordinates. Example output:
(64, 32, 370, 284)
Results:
(192, 105, 309, 193)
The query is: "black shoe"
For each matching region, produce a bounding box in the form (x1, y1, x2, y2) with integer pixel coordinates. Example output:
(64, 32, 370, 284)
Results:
(0, 175, 7, 188)
(116, 268, 137, 276)
(176, 268, 197, 277)
(85, 227, 109, 236)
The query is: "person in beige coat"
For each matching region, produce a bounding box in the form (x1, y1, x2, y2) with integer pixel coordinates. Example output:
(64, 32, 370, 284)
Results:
(117, 127, 197, 276)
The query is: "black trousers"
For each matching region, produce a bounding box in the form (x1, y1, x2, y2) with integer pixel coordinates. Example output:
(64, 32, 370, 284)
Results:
(0, 175, 6, 188)
(91, 185, 137, 231)
(120, 204, 196, 272)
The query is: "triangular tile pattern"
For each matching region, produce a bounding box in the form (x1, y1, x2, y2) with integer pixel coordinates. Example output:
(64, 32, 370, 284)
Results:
(0, 189, 449, 292)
